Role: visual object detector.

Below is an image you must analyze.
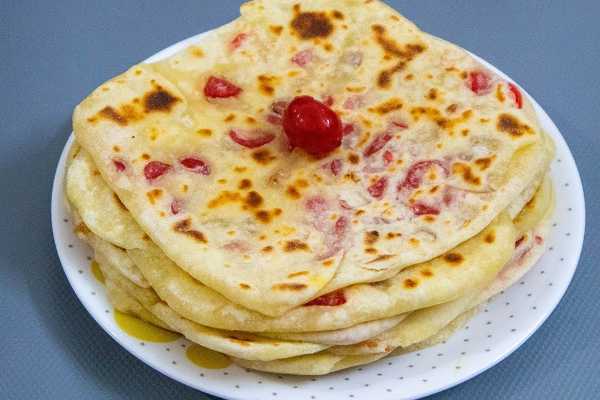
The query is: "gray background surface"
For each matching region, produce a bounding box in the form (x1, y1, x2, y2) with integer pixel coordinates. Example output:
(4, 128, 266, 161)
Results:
(2, 0, 599, 399)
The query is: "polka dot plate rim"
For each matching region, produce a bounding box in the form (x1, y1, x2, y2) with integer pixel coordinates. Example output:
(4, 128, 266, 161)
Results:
(51, 30, 585, 400)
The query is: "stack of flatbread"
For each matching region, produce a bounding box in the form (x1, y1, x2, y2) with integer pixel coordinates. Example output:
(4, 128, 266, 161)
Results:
(66, 0, 555, 375)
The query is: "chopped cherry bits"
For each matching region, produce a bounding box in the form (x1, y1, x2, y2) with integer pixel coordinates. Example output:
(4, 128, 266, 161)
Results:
(143, 160, 171, 181)
(204, 76, 242, 98)
(180, 157, 210, 175)
(508, 82, 523, 108)
(229, 129, 275, 148)
(283, 96, 343, 157)
(468, 70, 492, 95)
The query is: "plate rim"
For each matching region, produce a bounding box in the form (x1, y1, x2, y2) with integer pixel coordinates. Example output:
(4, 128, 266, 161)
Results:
(51, 28, 586, 400)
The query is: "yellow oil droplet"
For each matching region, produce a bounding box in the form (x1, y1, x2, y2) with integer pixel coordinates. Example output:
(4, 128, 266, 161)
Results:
(90, 261, 105, 284)
(114, 311, 180, 342)
(186, 344, 231, 369)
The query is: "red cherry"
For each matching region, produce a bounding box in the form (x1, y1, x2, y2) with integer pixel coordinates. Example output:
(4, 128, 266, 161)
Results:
(180, 157, 210, 175)
(204, 76, 242, 98)
(508, 83, 523, 108)
(112, 159, 126, 172)
(144, 161, 171, 181)
(468, 71, 492, 95)
(282, 96, 343, 156)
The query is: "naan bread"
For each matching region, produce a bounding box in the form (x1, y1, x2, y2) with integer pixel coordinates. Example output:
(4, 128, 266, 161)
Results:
(73, 0, 551, 316)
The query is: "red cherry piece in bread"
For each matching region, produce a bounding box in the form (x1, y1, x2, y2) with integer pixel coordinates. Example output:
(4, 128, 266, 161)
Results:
(399, 160, 448, 190)
(363, 133, 392, 157)
(144, 161, 171, 181)
(383, 150, 394, 166)
(410, 202, 440, 216)
(304, 290, 346, 307)
(230, 33, 248, 51)
(229, 129, 275, 148)
(342, 123, 355, 136)
(330, 159, 342, 175)
(334, 216, 348, 236)
(283, 96, 343, 157)
(291, 49, 313, 67)
(113, 159, 126, 172)
(468, 71, 492, 95)
(180, 157, 210, 175)
(368, 176, 388, 199)
(204, 76, 242, 98)
(508, 83, 523, 108)
(170, 199, 184, 215)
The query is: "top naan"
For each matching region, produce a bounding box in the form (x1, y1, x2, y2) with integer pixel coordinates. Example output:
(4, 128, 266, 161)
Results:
(73, 0, 549, 316)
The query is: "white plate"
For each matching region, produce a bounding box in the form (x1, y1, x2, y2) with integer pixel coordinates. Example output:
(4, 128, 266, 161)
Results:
(52, 30, 585, 400)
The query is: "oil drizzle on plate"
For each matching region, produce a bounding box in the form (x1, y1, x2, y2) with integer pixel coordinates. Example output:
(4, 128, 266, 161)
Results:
(114, 311, 180, 342)
(90, 260, 105, 284)
(186, 344, 231, 369)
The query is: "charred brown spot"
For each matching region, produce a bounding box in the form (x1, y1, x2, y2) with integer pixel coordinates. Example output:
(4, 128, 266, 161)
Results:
(284, 240, 309, 252)
(288, 271, 309, 278)
(366, 254, 395, 264)
(255, 210, 271, 223)
(142, 234, 151, 241)
(452, 162, 481, 186)
(475, 156, 495, 171)
(113, 193, 127, 210)
(365, 247, 377, 254)
(497, 113, 533, 137)
(291, 12, 333, 39)
(234, 166, 247, 173)
(251, 149, 276, 165)
(446, 103, 458, 113)
(420, 269, 434, 277)
(348, 153, 360, 164)
(98, 106, 128, 126)
(272, 282, 308, 291)
(484, 231, 496, 244)
(386, 232, 401, 239)
(224, 113, 236, 122)
(286, 185, 301, 199)
(74, 222, 91, 236)
(368, 97, 403, 114)
(196, 128, 212, 137)
(146, 189, 163, 205)
(112, 145, 121, 153)
(258, 74, 278, 96)
(444, 252, 464, 264)
(269, 25, 283, 35)
(238, 179, 252, 190)
(322, 259, 334, 267)
(331, 10, 344, 19)
(239, 283, 250, 289)
(244, 191, 263, 208)
(173, 218, 207, 243)
(403, 278, 418, 288)
(143, 86, 179, 112)
(364, 230, 380, 245)
(427, 88, 439, 100)
(261, 245, 273, 253)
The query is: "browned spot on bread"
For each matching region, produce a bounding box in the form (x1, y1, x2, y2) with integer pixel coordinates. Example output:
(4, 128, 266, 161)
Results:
(146, 189, 163, 205)
(255, 210, 271, 223)
(251, 149, 276, 165)
(444, 252, 464, 264)
(366, 254, 395, 264)
(95, 106, 128, 126)
(74, 223, 91, 236)
(347, 153, 360, 164)
(286, 185, 301, 199)
(322, 259, 334, 267)
(234, 166, 247, 173)
(453, 162, 481, 185)
(496, 84, 506, 103)
(208, 191, 242, 208)
(484, 231, 496, 243)
(239, 283, 251, 289)
(113, 193, 127, 210)
(421, 269, 434, 277)
(365, 247, 377, 254)
(446, 103, 458, 113)
(92, 169, 100, 176)
(142, 234, 151, 241)
(291, 11, 333, 39)
(224, 113, 236, 122)
(238, 179, 252, 190)
(272, 282, 308, 291)
(196, 128, 212, 137)
(141, 153, 150, 160)
(112, 145, 121, 153)
(409, 238, 420, 246)
(284, 240, 309, 252)
(143, 86, 179, 112)
(371, 24, 425, 89)
(174, 219, 207, 243)
(497, 113, 533, 137)
(354, 209, 365, 216)
(364, 340, 380, 349)
(331, 10, 344, 19)
(261, 245, 273, 253)
(368, 97, 403, 114)
(258, 74, 278, 96)
(404, 278, 418, 288)
(475, 155, 496, 171)
(364, 230, 380, 245)
(244, 191, 263, 208)
(386, 232, 401, 239)
(426, 88, 439, 100)
(288, 271, 309, 278)
(269, 25, 283, 35)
